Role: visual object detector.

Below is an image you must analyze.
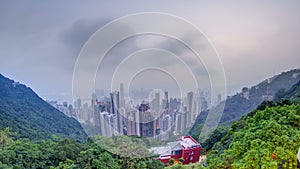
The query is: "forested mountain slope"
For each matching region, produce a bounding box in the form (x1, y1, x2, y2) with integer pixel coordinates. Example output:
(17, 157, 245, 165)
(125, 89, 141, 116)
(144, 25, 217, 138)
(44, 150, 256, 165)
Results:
(0, 74, 87, 141)
(190, 69, 300, 136)
(207, 100, 300, 168)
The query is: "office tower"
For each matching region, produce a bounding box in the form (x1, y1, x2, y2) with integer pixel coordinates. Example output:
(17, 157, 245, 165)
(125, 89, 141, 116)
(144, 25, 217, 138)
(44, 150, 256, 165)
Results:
(76, 98, 82, 110)
(217, 94, 222, 104)
(182, 105, 188, 131)
(92, 93, 97, 106)
(138, 101, 155, 137)
(99, 112, 110, 136)
(109, 91, 124, 134)
(110, 91, 119, 114)
(120, 83, 125, 108)
(152, 92, 160, 112)
(192, 99, 197, 122)
(175, 113, 182, 133)
(126, 110, 137, 136)
(164, 90, 169, 109)
(135, 109, 141, 136)
(161, 114, 171, 132)
(187, 91, 193, 113)
(186, 92, 193, 127)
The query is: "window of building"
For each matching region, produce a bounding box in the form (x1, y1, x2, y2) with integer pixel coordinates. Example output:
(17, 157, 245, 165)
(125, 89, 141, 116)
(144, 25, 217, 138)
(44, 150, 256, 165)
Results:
(172, 150, 182, 155)
(177, 150, 182, 155)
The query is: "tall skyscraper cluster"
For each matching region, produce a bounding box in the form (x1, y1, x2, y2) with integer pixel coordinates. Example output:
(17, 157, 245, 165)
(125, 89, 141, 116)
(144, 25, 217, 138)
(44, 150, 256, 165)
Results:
(73, 84, 209, 140)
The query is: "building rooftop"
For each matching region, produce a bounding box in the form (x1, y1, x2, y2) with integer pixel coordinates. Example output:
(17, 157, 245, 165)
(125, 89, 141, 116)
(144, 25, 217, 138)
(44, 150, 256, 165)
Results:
(149, 136, 201, 156)
(180, 136, 199, 149)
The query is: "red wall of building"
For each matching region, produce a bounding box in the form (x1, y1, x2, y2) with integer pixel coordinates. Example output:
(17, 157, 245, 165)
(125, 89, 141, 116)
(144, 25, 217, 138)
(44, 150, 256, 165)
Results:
(157, 136, 202, 165)
(158, 141, 201, 165)
(181, 146, 201, 164)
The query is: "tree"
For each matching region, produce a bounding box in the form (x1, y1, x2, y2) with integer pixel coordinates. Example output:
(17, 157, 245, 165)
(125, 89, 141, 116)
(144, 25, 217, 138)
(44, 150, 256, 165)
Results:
(0, 128, 14, 150)
(206, 103, 300, 168)
(179, 157, 185, 165)
(169, 158, 175, 166)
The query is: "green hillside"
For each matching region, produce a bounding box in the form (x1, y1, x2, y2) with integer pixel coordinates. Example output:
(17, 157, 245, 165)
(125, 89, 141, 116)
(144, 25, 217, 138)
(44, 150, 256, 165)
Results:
(190, 69, 300, 137)
(0, 128, 165, 169)
(203, 78, 300, 168)
(0, 74, 87, 141)
(206, 100, 300, 168)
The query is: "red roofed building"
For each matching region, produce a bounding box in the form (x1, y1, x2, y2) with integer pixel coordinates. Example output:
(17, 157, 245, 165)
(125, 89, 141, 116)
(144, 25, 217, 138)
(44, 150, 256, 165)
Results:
(150, 136, 201, 165)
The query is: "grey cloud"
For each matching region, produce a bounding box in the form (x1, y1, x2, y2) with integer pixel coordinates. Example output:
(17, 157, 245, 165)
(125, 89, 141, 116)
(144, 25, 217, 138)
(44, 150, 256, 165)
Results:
(59, 18, 111, 56)
(1, 1, 299, 102)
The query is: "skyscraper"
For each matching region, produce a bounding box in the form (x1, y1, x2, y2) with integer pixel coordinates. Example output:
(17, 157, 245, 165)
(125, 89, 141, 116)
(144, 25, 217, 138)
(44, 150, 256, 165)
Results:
(120, 83, 125, 108)
(152, 92, 160, 112)
(187, 91, 193, 127)
(109, 91, 124, 134)
(138, 101, 155, 137)
(164, 90, 169, 109)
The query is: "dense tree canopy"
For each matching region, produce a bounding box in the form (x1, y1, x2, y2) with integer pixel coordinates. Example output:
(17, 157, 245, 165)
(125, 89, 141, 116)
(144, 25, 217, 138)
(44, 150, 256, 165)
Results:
(0, 129, 165, 169)
(206, 102, 300, 168)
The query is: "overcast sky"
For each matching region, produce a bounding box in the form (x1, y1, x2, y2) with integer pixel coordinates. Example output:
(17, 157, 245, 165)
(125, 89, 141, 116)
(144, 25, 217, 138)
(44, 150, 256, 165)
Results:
(0, 1, 299, 103)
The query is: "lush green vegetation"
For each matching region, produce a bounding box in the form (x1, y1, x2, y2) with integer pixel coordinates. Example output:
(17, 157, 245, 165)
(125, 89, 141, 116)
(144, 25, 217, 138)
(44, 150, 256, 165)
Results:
(189, 78, 300, 168)
(164, 161, 205, 169)
(202, 81, 300, 156)
(1, 71, 300, 169)
(0, 74, 87, 141)
(92, 135, 167, 159)
(0, 109, 54, 140)
(0, 128, 165, 169)
(205, 100, 300, 168)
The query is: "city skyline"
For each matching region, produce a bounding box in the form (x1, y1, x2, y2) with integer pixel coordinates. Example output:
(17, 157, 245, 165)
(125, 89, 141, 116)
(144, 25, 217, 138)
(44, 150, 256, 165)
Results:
(72, 85, 208, 140)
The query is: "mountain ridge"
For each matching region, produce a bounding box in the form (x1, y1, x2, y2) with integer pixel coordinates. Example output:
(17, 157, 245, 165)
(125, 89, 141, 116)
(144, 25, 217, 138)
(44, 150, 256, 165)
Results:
(190, 68, 300, 139)
(0, 73, 87, 141)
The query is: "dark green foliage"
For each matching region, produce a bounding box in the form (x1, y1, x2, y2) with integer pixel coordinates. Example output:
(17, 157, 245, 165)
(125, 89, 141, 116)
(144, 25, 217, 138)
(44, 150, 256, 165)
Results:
(169, 158, 175, 165)
(256, 100, 276, 110)
(0, 127, 14, 150)
(0, 129, 165, 169)
(0, 74, 87, 141)
(189, 124, 204, 142)
(206, 101, 300, 168)
(209, 100, 293, 156)
(0, 109, 53, 140)
(189, 70, 300, 155)
(91, 135, 166, 159)
(189, 111, 207, 138)
(200, 125, 229, 151)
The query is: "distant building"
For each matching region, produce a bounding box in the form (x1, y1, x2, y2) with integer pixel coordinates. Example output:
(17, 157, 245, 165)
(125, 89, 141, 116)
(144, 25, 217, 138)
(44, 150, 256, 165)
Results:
(217, 94, 222, 103)
(126, 110, 138, 135)
(120, 83, 125, 108)
(187, 92, 193, 127)
(150, 136, 202, 165)
(200, 97, 208, 112)
(242, 87, 249, 100)
(164, 91, 169, 109)
(139, 101, 155, 137)
(151, 92, 160, 112)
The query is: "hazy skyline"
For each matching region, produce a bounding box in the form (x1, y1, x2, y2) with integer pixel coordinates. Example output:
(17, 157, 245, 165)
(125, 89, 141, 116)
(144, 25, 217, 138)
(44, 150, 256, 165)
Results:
(1, 1, 300, 103)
